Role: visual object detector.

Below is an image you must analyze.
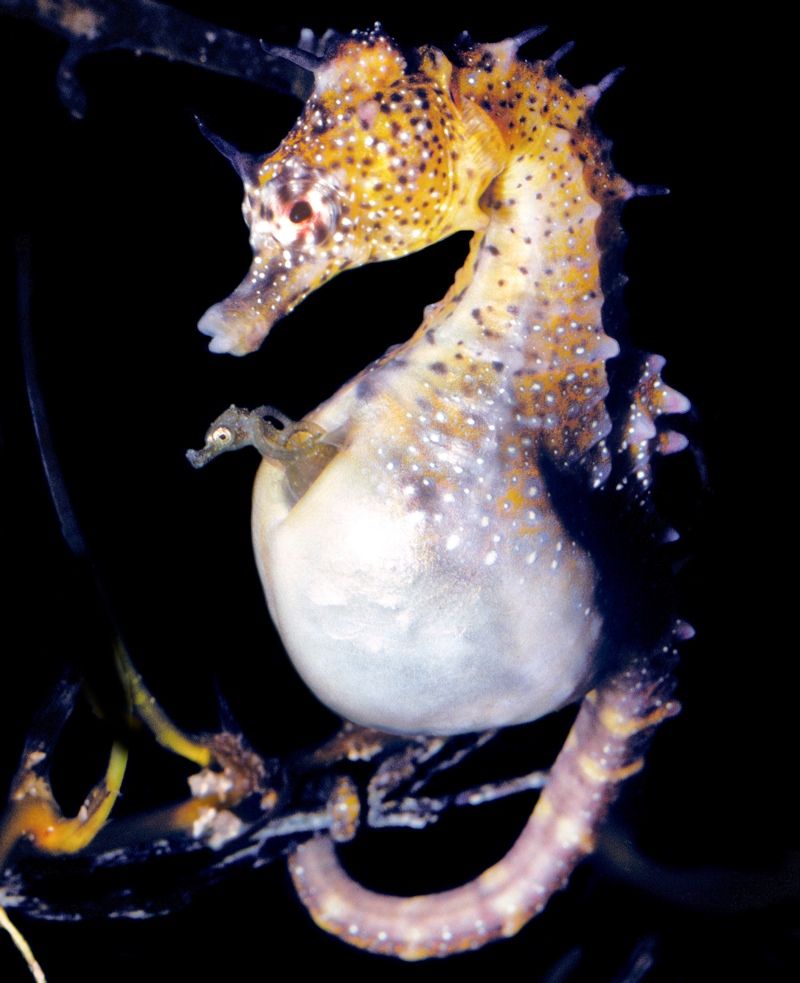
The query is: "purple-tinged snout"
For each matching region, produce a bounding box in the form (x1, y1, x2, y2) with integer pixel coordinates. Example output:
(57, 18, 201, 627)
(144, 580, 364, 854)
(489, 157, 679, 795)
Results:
(198, 265, 278, 356)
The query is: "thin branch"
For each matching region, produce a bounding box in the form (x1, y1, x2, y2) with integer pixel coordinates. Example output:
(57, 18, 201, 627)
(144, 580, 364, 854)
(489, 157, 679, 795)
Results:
(0, 905, 47, 983)
(1, 0, 317, 116)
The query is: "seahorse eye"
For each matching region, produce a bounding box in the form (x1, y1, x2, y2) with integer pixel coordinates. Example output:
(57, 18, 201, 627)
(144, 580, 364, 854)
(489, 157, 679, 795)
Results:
(247, 166, 342, 253)
(212, 426, 232, 444)
(289, 200, 313, 224)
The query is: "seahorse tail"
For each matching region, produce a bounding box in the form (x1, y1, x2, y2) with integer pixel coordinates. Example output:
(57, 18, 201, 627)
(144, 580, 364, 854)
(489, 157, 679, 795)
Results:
(288, 631, 681, 959)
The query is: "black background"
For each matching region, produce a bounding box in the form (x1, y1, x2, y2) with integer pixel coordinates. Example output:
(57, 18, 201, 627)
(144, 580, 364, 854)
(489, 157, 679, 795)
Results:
(0, 4, 794, 982)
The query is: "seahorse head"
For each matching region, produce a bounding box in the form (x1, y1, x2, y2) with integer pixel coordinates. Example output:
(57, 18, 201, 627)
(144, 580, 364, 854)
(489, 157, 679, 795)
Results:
(199, 28, 506, 355)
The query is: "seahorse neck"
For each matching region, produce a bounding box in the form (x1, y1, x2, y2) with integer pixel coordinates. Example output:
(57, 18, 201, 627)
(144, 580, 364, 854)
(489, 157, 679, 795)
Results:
(313, 52, 631, 475)
(406, 147, 618, 383)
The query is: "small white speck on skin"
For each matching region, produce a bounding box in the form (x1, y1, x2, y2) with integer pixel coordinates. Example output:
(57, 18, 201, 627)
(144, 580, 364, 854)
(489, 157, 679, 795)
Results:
(446, 534, 461, 551)
(484, 550, 497, 566)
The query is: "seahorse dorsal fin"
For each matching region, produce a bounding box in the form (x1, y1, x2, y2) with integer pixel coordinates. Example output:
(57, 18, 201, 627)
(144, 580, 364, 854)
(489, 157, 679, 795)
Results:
(454, 97, 507, 228)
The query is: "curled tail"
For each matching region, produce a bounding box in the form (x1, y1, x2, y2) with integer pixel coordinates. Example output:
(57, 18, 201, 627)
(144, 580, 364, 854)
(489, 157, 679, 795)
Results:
(288, 628, 682, 960)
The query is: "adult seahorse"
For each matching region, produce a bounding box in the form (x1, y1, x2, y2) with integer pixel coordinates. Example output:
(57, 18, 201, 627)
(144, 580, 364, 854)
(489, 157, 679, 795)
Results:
(194, 26, 690, 959)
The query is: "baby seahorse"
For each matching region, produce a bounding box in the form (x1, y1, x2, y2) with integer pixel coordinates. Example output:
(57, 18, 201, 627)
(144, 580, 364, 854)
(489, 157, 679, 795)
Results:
(194, 26, 691, 959)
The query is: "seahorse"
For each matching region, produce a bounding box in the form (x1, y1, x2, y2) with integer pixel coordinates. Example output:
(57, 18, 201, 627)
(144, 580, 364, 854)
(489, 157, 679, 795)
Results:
(194, 26, 691, 959)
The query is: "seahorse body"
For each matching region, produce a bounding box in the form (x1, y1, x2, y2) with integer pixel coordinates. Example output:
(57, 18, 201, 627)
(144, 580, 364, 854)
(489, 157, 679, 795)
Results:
(199, 27, 689, 958)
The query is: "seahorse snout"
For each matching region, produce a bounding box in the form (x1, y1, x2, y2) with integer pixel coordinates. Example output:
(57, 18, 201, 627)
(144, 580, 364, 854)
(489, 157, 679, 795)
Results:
(197, 295, 266, 356)
(197, 254, 302, 356)
(198, 297, 270, 356)
(198, 301, 238, 354)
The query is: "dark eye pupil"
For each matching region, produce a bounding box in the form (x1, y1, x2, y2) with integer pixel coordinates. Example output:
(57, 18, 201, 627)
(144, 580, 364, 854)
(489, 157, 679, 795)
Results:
(289, 200, 313, 223)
